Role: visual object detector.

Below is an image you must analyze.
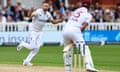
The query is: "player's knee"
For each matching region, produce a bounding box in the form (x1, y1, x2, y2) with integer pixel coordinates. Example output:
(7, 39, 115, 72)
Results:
(63, 51, 72, 58)
(30, 43, 38, 49)
(63, 51, 72, 66)
(32, 48, 39, 55)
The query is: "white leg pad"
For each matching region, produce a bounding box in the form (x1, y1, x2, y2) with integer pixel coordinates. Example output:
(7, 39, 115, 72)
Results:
(85, 45, 94, 68)
(63, 51, 72, 72)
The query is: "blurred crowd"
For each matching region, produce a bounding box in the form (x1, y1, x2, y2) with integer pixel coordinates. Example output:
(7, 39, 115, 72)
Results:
(0, 0, 120, 24)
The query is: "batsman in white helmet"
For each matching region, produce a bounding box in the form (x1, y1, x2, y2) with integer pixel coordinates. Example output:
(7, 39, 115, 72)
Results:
(63, 0, 98, 72)
(17, 2, 64, 66)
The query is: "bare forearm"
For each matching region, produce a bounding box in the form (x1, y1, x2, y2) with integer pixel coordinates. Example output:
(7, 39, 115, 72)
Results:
(51, 15, 64, 24)
(81, 22, 88, 32)
(81, 27, 86, 32)
(51, 19, 63, 24)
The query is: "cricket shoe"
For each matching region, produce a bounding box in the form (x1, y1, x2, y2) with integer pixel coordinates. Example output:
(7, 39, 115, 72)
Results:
(23, 61, 33, 67)
(17, 42, 24, 51)
(86, 64, 98, 72)
(86, 69, 98, 72)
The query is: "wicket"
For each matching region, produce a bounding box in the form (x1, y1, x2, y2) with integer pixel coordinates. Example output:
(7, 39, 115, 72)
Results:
(73, 46, 85, 72)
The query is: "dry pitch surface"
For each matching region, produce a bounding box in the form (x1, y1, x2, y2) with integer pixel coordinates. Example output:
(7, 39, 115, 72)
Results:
(0, 64, 118, 72)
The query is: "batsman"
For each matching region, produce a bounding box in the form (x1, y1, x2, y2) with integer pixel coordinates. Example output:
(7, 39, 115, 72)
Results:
(63, 0, 98, 72)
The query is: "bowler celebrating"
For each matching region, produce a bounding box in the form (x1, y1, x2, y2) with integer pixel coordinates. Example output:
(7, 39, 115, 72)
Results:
(17, 2, 64, 66)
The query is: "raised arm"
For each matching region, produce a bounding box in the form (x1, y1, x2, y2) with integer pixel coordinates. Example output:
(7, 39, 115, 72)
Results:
(29, 8, 38, 19)
(30, 11, 37, 18)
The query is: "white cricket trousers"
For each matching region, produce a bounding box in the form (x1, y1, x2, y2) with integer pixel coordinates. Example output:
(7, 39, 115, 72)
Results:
(22, 31, 42, 49)
(63, 27, 85, 72)
(21, 31, 42, 63)
(63, 27, 85, 51)
(29, 31, 42, 49)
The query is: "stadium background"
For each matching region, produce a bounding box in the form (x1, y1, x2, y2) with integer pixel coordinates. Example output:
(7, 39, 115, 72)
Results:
(0, 0, 120, 72)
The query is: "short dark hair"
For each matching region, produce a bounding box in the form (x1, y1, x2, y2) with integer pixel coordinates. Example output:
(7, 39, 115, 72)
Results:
(42, 1, 49, 4)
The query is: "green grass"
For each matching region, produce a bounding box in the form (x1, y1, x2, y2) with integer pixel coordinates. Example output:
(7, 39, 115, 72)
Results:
(0, 45, 63, 66)
(0, 45, 120, 71)
(90, 45, 120, 71)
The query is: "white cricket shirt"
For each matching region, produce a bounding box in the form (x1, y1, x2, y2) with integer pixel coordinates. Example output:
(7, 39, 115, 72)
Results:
(29, 8, 53, 32)
(64, 7, 92, 31)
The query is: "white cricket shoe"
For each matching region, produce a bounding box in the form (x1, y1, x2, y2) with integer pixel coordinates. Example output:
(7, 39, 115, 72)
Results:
(86, 64, 98, 72)
(86, 68, 98, 72)
(17, 42, 24, 51)
(23, 61, 33, 67)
